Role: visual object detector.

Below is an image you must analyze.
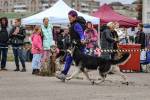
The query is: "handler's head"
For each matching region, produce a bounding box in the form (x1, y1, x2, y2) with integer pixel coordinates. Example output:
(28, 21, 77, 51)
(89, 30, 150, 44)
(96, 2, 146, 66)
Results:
(68, 10, 78, 23)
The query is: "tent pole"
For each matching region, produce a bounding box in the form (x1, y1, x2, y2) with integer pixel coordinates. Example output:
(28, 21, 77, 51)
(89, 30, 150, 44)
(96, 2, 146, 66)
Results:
(98, 23, 100, 57)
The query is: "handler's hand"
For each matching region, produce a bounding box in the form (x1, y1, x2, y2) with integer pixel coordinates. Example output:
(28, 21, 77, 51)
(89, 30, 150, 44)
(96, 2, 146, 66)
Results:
(81, 40, 85, 44)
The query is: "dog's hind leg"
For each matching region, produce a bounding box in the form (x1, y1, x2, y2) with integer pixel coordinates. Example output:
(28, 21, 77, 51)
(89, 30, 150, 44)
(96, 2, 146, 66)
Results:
(95, 74, 106, 85)
(66, 68, 81, 80)
(83, 70, 94, 85)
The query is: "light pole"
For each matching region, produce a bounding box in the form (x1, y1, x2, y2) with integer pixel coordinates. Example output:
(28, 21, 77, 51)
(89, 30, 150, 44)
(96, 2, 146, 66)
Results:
(71, 0, 74, 8)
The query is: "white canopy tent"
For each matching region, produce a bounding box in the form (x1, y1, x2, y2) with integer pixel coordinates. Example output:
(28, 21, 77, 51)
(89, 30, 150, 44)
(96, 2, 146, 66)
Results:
(22, 0, 100, 26)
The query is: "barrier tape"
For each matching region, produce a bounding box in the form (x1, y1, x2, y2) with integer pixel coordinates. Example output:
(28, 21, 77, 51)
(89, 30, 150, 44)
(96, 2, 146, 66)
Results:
(1, 47, 150, 52)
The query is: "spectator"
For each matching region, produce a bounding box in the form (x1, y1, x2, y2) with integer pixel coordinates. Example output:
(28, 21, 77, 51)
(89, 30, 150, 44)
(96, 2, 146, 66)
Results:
(85, 21, 98, 56)
(9, 18, 26, 72)
(40, 17, 55, 69)
(56, 10, 86, 82)
(111, 27, 119, 59)
(101, 22, 118, 59)
(114, 22, 127, 44)
(31, 25, 43, 74)
(135, 23, 145, 72)
(135, 23, 145, 49)
(56, 28, 70, 63)
(0, 17, 12, 71)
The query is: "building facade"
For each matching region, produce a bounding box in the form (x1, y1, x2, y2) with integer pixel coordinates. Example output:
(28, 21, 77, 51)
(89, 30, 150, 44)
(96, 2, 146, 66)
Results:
(0, 0, 99, 15)
(0, 0, 43, 13)
(73, 0, 99, 15)
(143, 0, 150, 24)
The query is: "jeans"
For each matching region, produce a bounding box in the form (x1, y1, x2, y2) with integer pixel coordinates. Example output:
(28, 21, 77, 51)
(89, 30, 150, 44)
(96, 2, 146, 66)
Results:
(86, 47, 96, 56)
(32, 53, 41, 69)
(61, 48, 85, 75)
(12, 45, 25, 67)
(0, 42, 8, 68)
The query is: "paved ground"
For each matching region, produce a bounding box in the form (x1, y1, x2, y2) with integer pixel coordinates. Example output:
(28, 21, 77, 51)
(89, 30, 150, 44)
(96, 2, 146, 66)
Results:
(0, 62, 150, 100)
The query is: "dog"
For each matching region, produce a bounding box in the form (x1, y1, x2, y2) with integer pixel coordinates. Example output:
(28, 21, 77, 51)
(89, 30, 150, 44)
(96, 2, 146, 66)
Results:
(66, 46, 131, 85)
(48, 45, 57, 73)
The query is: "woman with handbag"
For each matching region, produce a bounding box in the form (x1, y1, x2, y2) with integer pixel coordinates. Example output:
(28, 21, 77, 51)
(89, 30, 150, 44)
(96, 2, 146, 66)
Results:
(9, 18, 26, 72)
(85, 21, 98, 56)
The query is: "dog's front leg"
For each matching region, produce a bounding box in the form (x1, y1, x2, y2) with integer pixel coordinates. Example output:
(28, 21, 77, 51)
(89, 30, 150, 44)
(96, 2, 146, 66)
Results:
(112, 65, 127, 81)
(83, 71, 94, 85)
(66, 68, 81, 80)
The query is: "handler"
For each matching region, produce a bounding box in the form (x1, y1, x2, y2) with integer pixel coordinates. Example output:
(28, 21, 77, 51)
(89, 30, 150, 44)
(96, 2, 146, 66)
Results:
(56, 10, 86, 82)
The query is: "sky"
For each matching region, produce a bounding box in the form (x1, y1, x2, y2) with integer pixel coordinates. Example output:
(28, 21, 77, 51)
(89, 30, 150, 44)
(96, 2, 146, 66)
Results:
(94, 0, 137, 6)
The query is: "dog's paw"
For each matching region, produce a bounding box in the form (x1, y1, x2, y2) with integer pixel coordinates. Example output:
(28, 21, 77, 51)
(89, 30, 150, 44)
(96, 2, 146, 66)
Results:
(121, 81, 129, 85)
(66, 77, 71, 80)
(94, 82, 100, 85)
(90, 80, 95, 85)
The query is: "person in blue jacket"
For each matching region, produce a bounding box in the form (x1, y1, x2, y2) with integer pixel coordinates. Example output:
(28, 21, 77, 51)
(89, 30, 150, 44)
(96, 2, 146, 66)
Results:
(56, 10, 86, 82)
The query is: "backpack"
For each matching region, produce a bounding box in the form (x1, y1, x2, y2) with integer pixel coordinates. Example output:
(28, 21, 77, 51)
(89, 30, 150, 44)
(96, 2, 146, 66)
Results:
(75, 16, 86, 32)
(0, 28, 9, 43)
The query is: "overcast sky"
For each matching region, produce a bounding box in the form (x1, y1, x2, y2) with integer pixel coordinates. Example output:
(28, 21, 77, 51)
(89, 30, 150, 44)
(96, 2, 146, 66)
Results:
(94, 0, 137, 6)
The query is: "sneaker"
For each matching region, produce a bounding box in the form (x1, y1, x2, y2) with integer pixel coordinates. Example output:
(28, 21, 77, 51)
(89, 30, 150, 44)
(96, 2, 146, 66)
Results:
(1, 68, 8, 70)
(55, 74, 66, 82)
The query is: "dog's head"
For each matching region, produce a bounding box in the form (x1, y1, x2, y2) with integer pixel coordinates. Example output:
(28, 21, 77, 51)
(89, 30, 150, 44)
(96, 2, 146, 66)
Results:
(50, 45, 57, 54)
(66, 45, 75, 56)
(66, 41, 79, 56)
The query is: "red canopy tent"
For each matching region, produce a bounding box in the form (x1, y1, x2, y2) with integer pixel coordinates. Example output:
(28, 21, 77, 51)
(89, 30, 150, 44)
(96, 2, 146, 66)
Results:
(91, 3, 142, 27)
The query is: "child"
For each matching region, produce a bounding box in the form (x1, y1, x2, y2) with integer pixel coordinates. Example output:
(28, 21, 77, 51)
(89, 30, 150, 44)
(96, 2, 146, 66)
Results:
(31, 25, 43, 74)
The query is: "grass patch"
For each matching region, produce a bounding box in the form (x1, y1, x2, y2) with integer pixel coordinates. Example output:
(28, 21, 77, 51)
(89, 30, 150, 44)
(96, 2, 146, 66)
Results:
(0, 12, 36, 18)
(7, 55, 14, 61)
(38, 69, 54, 77)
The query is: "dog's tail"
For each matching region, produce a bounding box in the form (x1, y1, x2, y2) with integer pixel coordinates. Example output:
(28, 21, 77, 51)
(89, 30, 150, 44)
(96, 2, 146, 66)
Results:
(108, 52, 131, 65)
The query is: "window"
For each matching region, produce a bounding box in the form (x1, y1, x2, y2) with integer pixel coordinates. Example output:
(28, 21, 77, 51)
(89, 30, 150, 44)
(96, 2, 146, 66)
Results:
(147, 12, 150, 20)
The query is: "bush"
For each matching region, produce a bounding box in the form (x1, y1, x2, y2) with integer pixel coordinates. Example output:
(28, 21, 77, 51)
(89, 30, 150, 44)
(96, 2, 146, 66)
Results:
(38, 69, 54, 77)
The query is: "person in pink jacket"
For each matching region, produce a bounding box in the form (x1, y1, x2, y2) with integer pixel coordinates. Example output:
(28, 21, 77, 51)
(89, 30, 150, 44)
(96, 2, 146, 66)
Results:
(85, 21, 98, 56)
(31, 25, 43, 74)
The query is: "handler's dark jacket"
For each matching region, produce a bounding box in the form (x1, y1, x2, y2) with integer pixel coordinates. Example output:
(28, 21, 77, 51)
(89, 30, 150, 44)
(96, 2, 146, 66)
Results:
(69, 16, 86, 49)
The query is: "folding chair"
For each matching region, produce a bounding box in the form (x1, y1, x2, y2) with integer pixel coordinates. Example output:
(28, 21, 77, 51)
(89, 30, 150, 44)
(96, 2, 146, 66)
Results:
(140, 51, 150, 73)
(140, 32, 150, 72)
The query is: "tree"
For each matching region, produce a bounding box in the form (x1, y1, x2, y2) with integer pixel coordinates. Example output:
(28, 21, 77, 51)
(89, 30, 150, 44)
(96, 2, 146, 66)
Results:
(137, 0, 142, 20)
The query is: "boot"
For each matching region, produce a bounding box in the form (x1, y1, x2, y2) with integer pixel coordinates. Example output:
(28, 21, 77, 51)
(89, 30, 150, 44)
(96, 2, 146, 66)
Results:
(21, 65, 26, 72)
(32, 69, 36, 74)
(14, 65, 20, 71)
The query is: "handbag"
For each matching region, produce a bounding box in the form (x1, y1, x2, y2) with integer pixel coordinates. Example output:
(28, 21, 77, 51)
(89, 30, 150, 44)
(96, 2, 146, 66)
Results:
(87, 32, 99, 48)
(92, 41, 99, 48)
(9, 36, 17, 44)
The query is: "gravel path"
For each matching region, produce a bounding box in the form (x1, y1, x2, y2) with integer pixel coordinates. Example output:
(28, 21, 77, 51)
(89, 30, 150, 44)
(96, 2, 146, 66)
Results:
(0, 62, 150, 100)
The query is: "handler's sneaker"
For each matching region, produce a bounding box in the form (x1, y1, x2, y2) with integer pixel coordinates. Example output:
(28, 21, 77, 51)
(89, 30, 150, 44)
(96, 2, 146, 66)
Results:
(55, 74, 66, 82)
